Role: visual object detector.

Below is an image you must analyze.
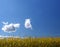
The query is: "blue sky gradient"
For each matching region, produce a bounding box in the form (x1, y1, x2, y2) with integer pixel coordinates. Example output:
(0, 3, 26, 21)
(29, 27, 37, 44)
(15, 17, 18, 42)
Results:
(0, 0, 60, 37)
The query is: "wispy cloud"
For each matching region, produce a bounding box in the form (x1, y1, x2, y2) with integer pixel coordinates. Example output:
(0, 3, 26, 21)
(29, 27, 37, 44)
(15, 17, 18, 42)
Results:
(2, 22, 8, 25)
(24, 19, 32, 29)
(0, 35, 20, 38)
(2, 22, 20, 33)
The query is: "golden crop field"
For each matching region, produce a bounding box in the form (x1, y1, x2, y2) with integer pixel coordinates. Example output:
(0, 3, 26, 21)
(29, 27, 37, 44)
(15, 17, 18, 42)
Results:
(0, 37, 60, 47)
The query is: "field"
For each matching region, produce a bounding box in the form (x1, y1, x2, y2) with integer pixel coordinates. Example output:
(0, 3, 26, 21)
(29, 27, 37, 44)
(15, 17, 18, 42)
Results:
(0, 37, 60, 47)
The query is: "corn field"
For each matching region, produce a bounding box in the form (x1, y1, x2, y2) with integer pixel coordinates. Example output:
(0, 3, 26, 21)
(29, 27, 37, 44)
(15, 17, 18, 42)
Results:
(0, 37, 60, 47)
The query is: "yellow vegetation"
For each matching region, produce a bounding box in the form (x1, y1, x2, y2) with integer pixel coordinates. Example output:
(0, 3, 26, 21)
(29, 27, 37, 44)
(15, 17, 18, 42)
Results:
(0, 37, 60, 47)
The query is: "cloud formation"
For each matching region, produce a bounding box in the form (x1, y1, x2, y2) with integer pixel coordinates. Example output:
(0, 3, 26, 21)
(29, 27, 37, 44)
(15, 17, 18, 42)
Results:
(2, 22, 8, 25)
(24, 19, 32, 29)
(2, 22, 20, 33)
(0, 35, 20, 38)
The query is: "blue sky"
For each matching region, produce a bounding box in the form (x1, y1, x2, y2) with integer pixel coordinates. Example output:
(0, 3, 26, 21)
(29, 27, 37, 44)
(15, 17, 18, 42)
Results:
(0, 0, 60, 37)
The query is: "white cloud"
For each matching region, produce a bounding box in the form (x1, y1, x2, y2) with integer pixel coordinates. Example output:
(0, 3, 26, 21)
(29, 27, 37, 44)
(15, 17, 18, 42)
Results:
(24, 19, 32, 29)
(13, 24, 20, 28)
(2, 22, 8, 25)
(0, 35, 20, 38)
(2, 22, 20, 33)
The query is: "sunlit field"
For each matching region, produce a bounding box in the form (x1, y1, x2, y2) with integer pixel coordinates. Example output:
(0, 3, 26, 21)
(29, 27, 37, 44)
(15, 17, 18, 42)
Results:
(0, 37, 60, 47)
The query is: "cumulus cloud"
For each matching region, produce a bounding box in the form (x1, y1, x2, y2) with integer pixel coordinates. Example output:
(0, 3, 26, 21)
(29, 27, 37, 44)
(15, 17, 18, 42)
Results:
(2, 22, 20, 33)
(24, 19, 32, 29)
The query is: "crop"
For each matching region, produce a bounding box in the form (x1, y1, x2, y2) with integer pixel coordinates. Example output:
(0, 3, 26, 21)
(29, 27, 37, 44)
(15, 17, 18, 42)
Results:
(0, 37, 60, 47)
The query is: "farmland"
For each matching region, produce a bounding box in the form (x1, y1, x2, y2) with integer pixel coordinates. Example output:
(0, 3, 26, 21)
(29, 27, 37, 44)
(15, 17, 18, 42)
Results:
(0, 37, 60, 47)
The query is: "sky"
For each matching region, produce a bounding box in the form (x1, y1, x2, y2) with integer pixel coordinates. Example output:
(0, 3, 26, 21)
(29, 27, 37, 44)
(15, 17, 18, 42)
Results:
(0, 0, 60, 37)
